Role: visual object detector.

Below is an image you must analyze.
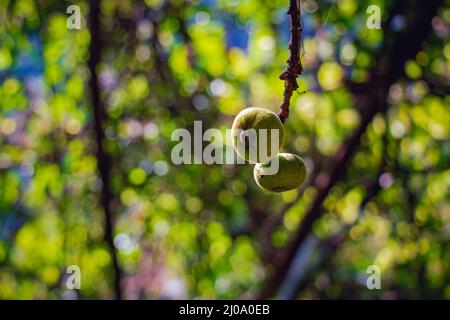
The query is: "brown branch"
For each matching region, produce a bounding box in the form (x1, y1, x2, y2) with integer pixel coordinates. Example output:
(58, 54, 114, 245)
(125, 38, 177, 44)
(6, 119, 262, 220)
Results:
(258, 0, 443, 299)
(277, 0, 303, 123)
(88, 0, 122, 300)
(282, 111, 391, 299)
(284, 180, 384, 299)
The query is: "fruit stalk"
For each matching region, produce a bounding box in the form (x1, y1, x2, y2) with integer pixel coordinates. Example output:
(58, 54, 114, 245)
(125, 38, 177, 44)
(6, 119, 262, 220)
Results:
(277, 0, 303, 123)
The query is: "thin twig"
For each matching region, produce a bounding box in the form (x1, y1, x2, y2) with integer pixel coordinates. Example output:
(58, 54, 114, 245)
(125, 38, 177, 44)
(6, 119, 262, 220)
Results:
(323, 0, 337, 26)
(277, 0, 303, 123)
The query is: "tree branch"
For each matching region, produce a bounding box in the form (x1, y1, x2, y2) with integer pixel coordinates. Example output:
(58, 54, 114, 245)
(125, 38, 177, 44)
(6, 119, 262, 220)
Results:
(281, 111, 391, 299)
(88, 0, 122, 300)
(258, 0, 443, 299)
(277, 0, 303, 123)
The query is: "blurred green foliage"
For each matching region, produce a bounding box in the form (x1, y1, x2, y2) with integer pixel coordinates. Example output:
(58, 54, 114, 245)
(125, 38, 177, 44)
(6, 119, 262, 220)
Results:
(0, 0, 449, 299)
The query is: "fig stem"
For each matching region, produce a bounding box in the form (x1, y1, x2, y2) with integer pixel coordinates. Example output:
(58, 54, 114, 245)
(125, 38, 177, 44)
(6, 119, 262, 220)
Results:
(277, 0, 304, 123)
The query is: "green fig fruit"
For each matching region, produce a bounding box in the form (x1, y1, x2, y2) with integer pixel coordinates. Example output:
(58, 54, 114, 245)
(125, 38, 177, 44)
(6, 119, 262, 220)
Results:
(231, 107, 285, 164)
(254, 153, 307, 192)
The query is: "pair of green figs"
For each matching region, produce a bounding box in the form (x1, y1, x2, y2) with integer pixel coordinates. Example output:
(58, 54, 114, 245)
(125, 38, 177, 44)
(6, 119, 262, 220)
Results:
(231, 107, 307, 193)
